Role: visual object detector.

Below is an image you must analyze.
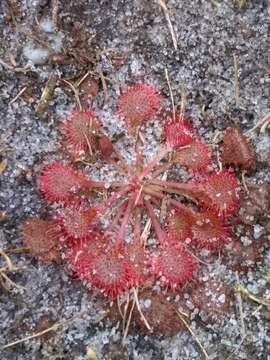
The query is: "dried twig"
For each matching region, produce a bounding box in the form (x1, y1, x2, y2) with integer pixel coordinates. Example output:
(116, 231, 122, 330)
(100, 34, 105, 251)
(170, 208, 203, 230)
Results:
(225, 336, 247, 360)
(35, 75, 58, 115)
(52, 0, 59, 31)
(2, 309, 90, 349)
(165, 68, 175, 119)
(9, 86, 27, 105)
(235, 0, 247, 10)
(0, 248, 28, 291)
(97, 66, 109, 101)
(1, 247, 30, 255)
(241, 170, 250, 194)
(236, 283, 270, 307)
(62, 79, 82, 111)
(176, 311, 209, 360)
(122, 294, 135, 343)
(158, 0, 178, 51)
(233, 55, 240, 107)
(246, 113, 270, 135)
(235, 272, 246, 338)
(179, 84, 187, 117)
(132, 287, 152, 332)
(140, 218, 151, 246)
(0, 58, 29, 73)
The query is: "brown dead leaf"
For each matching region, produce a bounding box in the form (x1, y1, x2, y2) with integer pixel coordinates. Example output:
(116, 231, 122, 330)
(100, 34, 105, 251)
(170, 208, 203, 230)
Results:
(21, 218, 61, 262)
(222, 127, 256, 172)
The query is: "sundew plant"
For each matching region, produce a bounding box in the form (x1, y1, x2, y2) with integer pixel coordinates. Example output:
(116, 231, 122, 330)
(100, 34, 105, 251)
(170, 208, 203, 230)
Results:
(21, 82, 248, 333)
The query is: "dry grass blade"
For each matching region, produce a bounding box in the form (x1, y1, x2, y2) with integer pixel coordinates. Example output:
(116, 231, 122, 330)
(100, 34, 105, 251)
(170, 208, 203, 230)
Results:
(0, 159, 8, 174)
(158, 0, 178, 51)
(165, 68, 175, 119)
(235, 0, 247, 10)
(140, 218, 151, 246)
(235, 272, 246, 338)
(245, 113, 270, 134)
(0, 58, 29, 73)
(122, 298, 136, 344)
(97, 66, 109, 101)
(2, 309, 90, 349)
(2, 247, 30, 255)
(179, 84, 187, 117)
(9, 87, 27, 105)
(132, 287, 152, 332)
(236, 283, 270, 307)
(233, 55, 240, 107)
(225, 335, 247, 360)
(0, 248, 28, 291)
(62, 79, 82, 111)
(52, 0, 59, 31)
(35, 75, 58, 116)
(176, 311, 209, 360)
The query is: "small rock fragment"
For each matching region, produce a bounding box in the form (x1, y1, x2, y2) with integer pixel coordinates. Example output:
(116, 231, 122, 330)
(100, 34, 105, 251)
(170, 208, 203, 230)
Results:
(23, 44, 49, 65)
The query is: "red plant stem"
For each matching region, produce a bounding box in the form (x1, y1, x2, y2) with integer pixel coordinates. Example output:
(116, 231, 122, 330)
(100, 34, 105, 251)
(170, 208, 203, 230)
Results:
(151, 162, 173, 178)
(111, 147, 133, 175)
(95, 186, 131, 213)
(138, 146, 171, 180)
(133, 207, 142, 243)
(143, 186, 196, 211)
(105, 201, 128, 234)
(169, 198, 189, 210)
(89, 180, 127, 189)
(116, 196, 135, 244)
(88, 180, 108, 188)
(148, 179, 195, 191)
(135, 133, 144, 175)
(110, 181, 130, 188)
(107, 157, 132, 176)
(147, 179, 210, 204)
(144, 199, 166, 244)
(143, 186, 164, 200)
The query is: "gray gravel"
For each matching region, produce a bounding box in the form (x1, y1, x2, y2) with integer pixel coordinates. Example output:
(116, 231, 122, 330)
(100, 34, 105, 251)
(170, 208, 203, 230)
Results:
(0, 0, 269, 359)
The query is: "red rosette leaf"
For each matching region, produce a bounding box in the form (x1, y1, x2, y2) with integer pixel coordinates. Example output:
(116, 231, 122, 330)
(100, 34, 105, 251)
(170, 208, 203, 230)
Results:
(152, 242, 197, 289)
(89, 245, 134, 297)
(173, 139, 211, 172)
(65, 230, 104, 277)
(191, 210, 232, 251)
(164, 116, 194, 148)
(118, 83, 160, 133)
(38, 162, 91, 203)
(166, 206, 195, 242)
(125, 241, 149, 285)
(61, 110, 101, 159)
(57, 204, 97, 240)
(203, 170, 239, 216)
